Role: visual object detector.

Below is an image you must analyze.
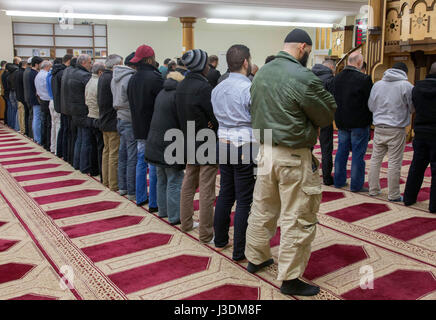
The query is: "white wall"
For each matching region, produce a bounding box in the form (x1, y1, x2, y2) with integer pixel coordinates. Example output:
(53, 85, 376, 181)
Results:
(108, 18, 316, 69)
(4, 16, 317, 69)
(0, 12, 14, 62)
(107, 18, 182, 65)
(195, 19, 316, 70)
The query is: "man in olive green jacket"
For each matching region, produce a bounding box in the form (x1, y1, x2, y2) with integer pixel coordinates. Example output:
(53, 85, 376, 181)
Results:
(245, 29, 337, 297)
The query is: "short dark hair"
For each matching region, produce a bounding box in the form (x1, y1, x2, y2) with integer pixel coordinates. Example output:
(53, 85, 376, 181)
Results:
(63, 54, 73, 64)
(265, 55, 276, 64)
(177, 58, 185, 67)
(54, 58, 63, 65)
(226, 45, 250, 73)
(70, 57, 77, 67)
(31, 56, 43, 67)
(168, 61, 176, 70)
(362, 61, 367, 70)
(163, 58, 171, 65)
(209, 55, 219, 64)
(1, 60, 7, 68)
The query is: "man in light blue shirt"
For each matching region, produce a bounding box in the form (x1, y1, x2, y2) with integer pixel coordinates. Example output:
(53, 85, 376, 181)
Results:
(34, 60, 52, 151)
(211, 44, 256, 262)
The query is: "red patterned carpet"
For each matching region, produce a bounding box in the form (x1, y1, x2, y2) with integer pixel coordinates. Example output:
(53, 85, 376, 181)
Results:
(0, 125, 434, 300)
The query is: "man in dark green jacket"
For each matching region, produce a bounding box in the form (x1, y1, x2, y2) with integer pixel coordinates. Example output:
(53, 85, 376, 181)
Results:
(245, 29, 337, 297)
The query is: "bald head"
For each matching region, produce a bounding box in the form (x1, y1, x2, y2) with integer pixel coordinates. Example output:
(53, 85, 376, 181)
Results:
(348, 52, 364, 69)
(430, 62, 436, 75)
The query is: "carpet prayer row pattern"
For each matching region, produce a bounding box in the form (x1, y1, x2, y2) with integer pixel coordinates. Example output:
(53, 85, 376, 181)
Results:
(0, 125, 434, 300)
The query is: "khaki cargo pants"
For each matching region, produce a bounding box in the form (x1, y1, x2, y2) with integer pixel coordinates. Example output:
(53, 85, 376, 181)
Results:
(102, 131, 120, 191)
(245, 144, 321, 281)
(17, 101, 26, 135)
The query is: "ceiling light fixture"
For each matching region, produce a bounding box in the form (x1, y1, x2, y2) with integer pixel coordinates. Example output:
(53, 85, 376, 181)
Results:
(206, 18, 333, 28)
(4, 10, 168, 22)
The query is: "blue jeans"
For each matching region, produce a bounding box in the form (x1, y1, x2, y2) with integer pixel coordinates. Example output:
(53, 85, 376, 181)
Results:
(8, 92, 18, 131)
(136, 140, 157, 207)
(74, 126, 92, 173)
(334, 127, 370, 192)
(156, 166, 184, 223)
(32, 105, 41, 144)
(117, 120, 137, 196)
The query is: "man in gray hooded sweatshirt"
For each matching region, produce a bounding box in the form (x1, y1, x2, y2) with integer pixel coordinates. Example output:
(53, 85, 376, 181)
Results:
(368, 62, 414, 202)
(111, 52, 138, 202)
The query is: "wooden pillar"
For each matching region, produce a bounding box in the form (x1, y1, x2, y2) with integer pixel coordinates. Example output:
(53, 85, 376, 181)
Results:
(180, 17, 196, 53)
(369, 0, 382, 31)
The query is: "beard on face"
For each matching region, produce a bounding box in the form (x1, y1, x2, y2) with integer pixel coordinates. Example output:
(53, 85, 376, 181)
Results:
(299, 51, 310, 68)
(246, 62, 252, 77)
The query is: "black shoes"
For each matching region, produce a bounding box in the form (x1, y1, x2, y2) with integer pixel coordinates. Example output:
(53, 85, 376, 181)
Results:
(280, 278, 320, 296)
(149, 207, 159, 213)
(136, 199, 149, 207)
(247, 259, 274, 274)
(170, 220, 181, 226)
(351, 187, 369, 193)
(323, 176, 334, 186)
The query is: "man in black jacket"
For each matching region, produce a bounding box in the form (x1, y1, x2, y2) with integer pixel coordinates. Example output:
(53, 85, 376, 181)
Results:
(60, 57, 77, 165)
(128, 45, 163, 208)
(52, 54, 72, 158)
(312, 59, 336, 186)
(404, 63, 436, 213)
(176, 49, 219, 244)
(206, 55, 221, 88)
(5, 63, 19, 130)
(8, 58, 20, 131)
(1, 61, 8, 125)
(23, 58, 33, 138)
(333, 52, 373, 192)
(98, 55, 122, 192)
(146, 71, 185, 225)
(63, 54, 92, 173)
(27, 57, 43, 143)
(15, 60, 29, 135)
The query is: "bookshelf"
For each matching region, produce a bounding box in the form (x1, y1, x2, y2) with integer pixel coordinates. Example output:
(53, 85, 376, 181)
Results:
(12, 22, 108, 61)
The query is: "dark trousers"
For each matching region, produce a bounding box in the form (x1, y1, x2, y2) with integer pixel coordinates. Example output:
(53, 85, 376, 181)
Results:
(65, 116, 77, 166)
(319, 124, 334, 184)
(74, 126, 92, 173)
(2, 96, 8, 125)
(40, 100, 52, 151)
(90, 127, 104, 178)
(214, 142, 256, 261)
(23, 101, 30, 136)
(404, 138, 436, 213)
(27, 101, 33, 139)
(57, 114, 68, 158)
(62, 115, 71, 162)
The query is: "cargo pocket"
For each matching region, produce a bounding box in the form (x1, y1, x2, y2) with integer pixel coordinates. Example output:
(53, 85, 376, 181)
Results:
(278, 158, 302, 185)
(301, 155, 322, 213)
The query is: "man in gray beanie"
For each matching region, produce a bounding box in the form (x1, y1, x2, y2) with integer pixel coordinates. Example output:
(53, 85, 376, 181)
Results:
(176, 49, 219, 244)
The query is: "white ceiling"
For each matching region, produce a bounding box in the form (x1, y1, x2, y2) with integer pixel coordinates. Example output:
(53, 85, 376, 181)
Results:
(0, 0, 368, 24)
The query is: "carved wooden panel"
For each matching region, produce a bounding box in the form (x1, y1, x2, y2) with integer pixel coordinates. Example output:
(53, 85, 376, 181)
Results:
(331, 27, 354, 57)
(332, 31, 344, 57)
(385, 0, 436, 44)
(386, 9, 401, 44)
